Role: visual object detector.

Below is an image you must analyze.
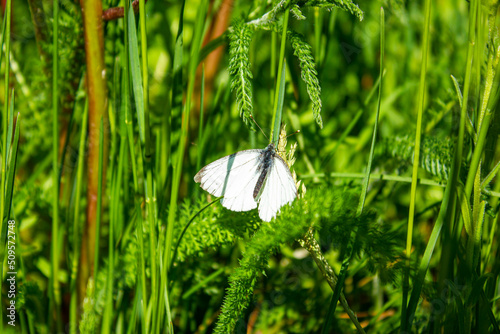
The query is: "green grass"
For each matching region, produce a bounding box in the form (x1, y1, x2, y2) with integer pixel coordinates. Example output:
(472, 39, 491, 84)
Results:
(1, 0, 500, 333)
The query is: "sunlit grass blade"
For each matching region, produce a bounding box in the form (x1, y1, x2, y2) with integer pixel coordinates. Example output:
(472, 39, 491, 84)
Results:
(324, 9, 384, 333)
(0, 112, 21, 332)
(270, 8, 289, 144)
(124, 3, 147, 332)
(49, 0, 62, 329)
(181, 268, 225, 299)
(136, 4, 161, 327)
(103, 107, 127, 334)
(196, 65, 206, 173)
(272, 58, 286, 143)
(94, 115, 104, 284)
(127, 12, 145, 144)
(6, 91, 13, 161)
(161, 1, 186, 330)
(69, 101, 88, 334)
(401, 0, 432, 329)
(1, 110, 18, 250)
(162, 0, 209, 331)
(2, 111, 20, 237)
(405, 185, 448, 328)
(0, 16, 8, 297)
(127, 4, 158, 331)
(457, 184, 472, 235)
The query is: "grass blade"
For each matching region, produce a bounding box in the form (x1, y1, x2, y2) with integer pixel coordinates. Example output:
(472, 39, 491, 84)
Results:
(69, 101, 88, 334)
(124, 3, 147, 332)
(49, 0, 62, 328)
(401, 0, 432, 329)
(2, 112, 20, 235)
(270, 8, 289, 144)
(324, 8, 384, 332)
(127, 5, 158, 331)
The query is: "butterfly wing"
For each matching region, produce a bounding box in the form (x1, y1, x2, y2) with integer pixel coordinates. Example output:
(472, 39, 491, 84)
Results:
(257, 155, 297, 222)
(195, 149, 263, 212)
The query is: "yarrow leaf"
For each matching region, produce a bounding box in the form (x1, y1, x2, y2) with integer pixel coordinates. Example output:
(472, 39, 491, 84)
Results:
(288, 30, 323, 128)
(229, 21, 255, 127)
(291, 4, 306, 20)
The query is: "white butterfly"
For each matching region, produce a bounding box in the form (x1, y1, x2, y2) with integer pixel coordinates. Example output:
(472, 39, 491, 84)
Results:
(194, 143, 297, 222)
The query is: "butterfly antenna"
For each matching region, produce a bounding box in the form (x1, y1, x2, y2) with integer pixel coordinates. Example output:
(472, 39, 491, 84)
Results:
(285, 129, 300, 139)
(250, 115, 269, 141)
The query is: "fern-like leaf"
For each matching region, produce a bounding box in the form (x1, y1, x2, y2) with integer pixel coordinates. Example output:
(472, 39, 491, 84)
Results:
(304, 0, 363, 21)
(229, 21, 254, 126)
(375, 135, 454, 181)
(288, 31, 323, 128)
(291, 4, 306, 20)
(79, 279, 96, 334)
(214, 211, 310, 333)
(174, 200, 261, 263)
(247, 0, 363, 30)
(214, 251, 270, 333)
(214, 186, 378, 332)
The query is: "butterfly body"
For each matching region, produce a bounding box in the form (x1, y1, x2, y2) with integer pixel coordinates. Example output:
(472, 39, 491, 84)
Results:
(195, 143, 297, 221)
(253, 144, 275, 199)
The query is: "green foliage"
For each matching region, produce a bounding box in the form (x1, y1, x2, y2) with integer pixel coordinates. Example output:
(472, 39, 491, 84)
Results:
(248, 0, 363, 30)
(305, 0, 364, 21)
(20, 0, 84, 167)
(288, 31, 323, 128)
(226, 0, 362, 130)
(214, 186, 399, 332)
(228, 21, 255, 127)
(174, 200, 261, 263)
(317, 189, 404, 284)
(56, 0, 85, 109)
(79, 279, 96, 334)
(214, 251, 269, 333)
(92, 233, 138, 319)
(290, 5, 306, 20)
(375, 135, 454, 182)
